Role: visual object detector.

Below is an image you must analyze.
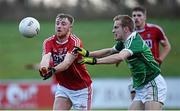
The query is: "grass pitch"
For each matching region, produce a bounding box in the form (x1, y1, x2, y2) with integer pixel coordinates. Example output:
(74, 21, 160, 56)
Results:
(0, 19, 179, 79)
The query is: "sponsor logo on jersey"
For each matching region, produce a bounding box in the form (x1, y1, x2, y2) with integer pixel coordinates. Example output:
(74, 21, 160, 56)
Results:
(147, 33, 151, 38)
(144, 39, 152, 48)
(53, 47, 67, 65)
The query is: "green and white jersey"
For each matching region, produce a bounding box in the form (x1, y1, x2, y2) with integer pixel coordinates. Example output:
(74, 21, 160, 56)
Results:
(113, 32, 160, 89)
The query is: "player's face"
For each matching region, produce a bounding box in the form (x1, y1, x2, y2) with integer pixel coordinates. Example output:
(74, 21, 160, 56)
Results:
(112, 20, 125, 41)
(55, 18, 72, 38)
(132, 11, 146, 28)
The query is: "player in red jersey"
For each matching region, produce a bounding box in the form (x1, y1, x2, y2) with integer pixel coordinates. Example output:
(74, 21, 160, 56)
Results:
(132, 6, 171, 65)
(39, 13, 92, 110)
(129, 6, 171, 104)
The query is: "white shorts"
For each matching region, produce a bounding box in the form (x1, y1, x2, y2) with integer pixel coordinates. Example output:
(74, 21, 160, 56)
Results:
(55, 84, 93, 110)
(128, 78, 135, 93)
(133, 74, 167, 104)
(128, 83, 135, 93)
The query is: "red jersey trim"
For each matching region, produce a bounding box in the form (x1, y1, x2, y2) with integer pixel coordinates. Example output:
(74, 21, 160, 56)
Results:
(42, 35, 55, 55)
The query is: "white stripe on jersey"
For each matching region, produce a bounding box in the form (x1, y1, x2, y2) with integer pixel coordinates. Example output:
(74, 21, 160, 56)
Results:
(71, 34, 81, 47)
(125, 31, 136, 49)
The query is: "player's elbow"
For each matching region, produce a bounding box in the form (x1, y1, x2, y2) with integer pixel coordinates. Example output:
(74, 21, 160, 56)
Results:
(165, 43, 171, 53)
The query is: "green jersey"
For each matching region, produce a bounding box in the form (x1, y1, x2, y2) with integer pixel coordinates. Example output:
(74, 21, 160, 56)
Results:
(114, 32, 160, 88)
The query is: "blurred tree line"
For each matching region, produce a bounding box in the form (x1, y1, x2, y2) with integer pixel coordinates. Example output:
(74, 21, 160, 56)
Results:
(0, 0, 180, 21)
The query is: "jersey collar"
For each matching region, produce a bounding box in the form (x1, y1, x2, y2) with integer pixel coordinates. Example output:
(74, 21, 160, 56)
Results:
(55, 35, 69, 45)
(135, 23, 148, 33)
(125, 31, 137, 42)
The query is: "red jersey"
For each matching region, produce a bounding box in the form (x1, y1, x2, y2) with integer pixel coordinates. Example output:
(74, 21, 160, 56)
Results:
(136, 23, 166, 60)
(42, 34, 92, 90)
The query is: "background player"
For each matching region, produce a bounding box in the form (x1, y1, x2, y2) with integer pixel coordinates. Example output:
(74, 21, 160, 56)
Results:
(129, 6, 171, 100)
(39, 13, 92, 110)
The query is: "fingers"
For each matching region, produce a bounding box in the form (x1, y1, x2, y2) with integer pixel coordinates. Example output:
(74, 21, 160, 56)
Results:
(41, 67, 48, 73)
(39, 67, 48, 77)
(78, 57, 96, 65)
(73, 46, 89, 57)
(48, 67, 56, 74)
(43, 73, 52, 80)
(74, 46, 82, 51)
(41, 67, 56, 80)
(73, 46, 82, 53)
(78, 58, 89, 64)
(77, 58, 84, 64)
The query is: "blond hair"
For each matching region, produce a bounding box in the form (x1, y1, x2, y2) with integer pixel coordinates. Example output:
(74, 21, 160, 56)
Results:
(113, 15, 135, 32)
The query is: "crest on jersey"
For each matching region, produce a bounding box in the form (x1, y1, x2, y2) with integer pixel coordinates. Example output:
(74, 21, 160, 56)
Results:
(147, 33, 151, 38)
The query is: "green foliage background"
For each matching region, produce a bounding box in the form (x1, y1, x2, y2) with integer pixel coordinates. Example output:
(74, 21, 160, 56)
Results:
(0, 19, 179, 79)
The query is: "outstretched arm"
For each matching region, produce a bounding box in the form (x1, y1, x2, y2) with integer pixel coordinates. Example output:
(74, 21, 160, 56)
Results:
(40, 52, 51, 70)
(79, 49, 131, 65)
(39, 52, 53, 79)
(96, 49, 131, 64)
(74, 46, 116, 58)
(90, 48, 117, 58)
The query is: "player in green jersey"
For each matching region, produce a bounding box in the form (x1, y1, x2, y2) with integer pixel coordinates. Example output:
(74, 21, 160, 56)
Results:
(73, 15, 167, 110)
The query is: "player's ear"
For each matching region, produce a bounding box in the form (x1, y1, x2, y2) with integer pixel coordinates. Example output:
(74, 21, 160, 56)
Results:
(123, 26, 129, 33)
(144, 14, 147, 21)
(70, 25, 73, 29)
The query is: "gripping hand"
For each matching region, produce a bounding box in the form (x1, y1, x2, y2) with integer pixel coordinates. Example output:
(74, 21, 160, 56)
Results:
(39, 67, 56, 80)
(73, 46, 89, 57)
(39, 67, 48, 77)
(79, 57, 97, 65)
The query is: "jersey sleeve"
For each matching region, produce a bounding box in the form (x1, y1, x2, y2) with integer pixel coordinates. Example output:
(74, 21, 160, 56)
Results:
(68, 36, 82, 55)
(156, 25, 166, 41)
(113, 41, 124, 52)
(42, 38, 53, 55)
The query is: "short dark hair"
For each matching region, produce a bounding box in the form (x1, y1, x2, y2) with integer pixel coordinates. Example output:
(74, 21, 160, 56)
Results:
(132, 6, 147, 15)
(56, 13, 74, 25)
(113, 15, 135, 32)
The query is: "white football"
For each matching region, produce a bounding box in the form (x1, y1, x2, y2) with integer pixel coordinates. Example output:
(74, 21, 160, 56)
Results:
(19, 17, 40, 38)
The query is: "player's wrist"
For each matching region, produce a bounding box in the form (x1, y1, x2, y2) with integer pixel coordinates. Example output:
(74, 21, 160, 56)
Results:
(42, 67, 56, 80)
(85, 50, 89, 57)
(39, 67, 48, 76)
(49, 67, 56, 74)
(90, 57, 97, 65)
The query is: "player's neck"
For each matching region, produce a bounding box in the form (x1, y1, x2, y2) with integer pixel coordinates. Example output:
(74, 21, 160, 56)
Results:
(123, 31, 133, 41)
(57, 32, 70, 43)
(136, 22, 145, 30)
